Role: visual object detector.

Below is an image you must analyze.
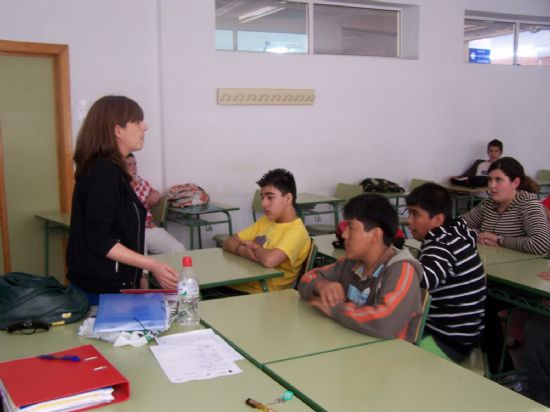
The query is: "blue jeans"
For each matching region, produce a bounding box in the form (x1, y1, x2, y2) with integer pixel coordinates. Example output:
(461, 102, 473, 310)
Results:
(69, 283, 99, 306)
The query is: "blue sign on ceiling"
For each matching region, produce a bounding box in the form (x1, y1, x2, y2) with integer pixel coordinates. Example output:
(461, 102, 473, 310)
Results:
(469, 48, 491, 64)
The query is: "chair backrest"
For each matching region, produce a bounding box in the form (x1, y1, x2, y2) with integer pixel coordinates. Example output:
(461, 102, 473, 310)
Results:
(334, 183, 364, 201)
(150, 197, 169, 227)
(293, 239, 317, 289)
(409, 178, 433, 192)
(413, 288, 432, 345)
(537, 169, 550, 181)
(252, 189, 263, 222)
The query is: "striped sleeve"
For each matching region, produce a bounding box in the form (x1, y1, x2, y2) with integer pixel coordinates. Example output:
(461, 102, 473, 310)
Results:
(461, 203, 483, 231)
(502, 200, 550, 255)
(419, 244, 454, 290)
(329, 261, 421, 341)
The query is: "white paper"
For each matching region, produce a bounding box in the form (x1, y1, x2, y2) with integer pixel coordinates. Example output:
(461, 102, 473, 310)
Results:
(150, 344, 241, 383)
(157, 329, 243, 361)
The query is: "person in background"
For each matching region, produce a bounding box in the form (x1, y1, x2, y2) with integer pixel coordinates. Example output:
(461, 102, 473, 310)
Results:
(67, 95, 178, 305)
(406, 183, 485, 362)
(462, 157, 549, 255)
(451, 139, 503, 184)
(219, 168, 310, 295)
(462, 157, 550, 374)
(124, 154, 185, 255)
(298, 194, 423, 342)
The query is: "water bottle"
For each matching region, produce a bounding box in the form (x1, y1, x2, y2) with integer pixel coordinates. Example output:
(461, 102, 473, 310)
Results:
(177, 256, 200, 326)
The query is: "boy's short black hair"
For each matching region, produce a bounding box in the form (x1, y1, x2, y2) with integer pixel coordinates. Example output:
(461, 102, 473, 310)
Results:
(406, 183, 452, 222)
(488, 139, 503, 152)
(343, 194, 397, 246)
(256, 168, 297, 207)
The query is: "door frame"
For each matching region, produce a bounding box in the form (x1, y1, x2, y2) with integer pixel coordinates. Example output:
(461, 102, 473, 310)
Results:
(0, 39, 74, 273)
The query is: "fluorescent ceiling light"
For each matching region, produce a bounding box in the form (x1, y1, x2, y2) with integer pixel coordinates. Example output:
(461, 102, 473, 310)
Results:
(239, 6, 285, 23)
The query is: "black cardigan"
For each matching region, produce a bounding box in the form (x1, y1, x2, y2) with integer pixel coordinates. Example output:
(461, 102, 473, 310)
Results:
(67, 157, 146, 294)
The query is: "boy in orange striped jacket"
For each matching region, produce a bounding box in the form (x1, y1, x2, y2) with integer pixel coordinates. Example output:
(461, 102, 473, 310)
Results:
(298, 194, 423, 342)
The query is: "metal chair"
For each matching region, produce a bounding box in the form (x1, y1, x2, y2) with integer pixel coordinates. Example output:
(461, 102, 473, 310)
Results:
(293, 239, 317, 290)
(306, 183, 363, 236)
(150, 197, 169, 227)
(213, 190, 263, 247)
(413, 288, 432, 346)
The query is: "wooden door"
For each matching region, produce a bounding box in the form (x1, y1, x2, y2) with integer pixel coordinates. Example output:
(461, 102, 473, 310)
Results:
(0, 40, 73, 278)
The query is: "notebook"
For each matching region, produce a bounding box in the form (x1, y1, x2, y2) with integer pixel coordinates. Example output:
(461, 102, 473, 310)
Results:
(93, 293, 169, 332)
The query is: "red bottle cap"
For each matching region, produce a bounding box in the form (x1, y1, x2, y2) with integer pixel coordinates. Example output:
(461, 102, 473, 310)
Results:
(182, 256, 192, 267)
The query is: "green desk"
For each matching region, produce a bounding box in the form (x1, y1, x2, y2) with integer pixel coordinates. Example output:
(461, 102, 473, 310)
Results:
(405, 238, 541, 266)
(200, 289, 382, 367)
(442, 184, 486, 216)
(296, 193, 344, 229)
(0, 324, 312, 411)
(312, 234, 344, 261)
(486, 259, 550, 317)
(364, 191, 409, 209)
(35, 211, 71, 275)
(168, 202, 239, 249)
(263, 339, 546, 411)
(152, 248, 283, 292)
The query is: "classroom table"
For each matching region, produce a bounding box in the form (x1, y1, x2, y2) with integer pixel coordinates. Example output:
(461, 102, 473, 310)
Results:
(485, 259, 550, 317)
(263, 339, 546, 411)
(152, 248, 283, 292)
(296, 192, 344, 228)
(405, 238, 542, 266)
(0, 323, 312, 411)
(312, 234, 344, 261)
(363, 190, 409, 208)
(441, 183, 487, 216)
(199, 289, 382, 367)
(35, 211, 71, 275)
(167, 202, 239, 249)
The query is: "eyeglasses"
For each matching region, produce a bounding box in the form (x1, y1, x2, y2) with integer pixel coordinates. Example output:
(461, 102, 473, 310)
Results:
(7, 320, 50, 335)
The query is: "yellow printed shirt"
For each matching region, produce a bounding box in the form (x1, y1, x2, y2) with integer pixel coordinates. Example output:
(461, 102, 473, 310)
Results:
(230, 216, 310, 294)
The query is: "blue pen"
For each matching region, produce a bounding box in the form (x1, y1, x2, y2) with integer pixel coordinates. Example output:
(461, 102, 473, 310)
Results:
(38, 354, 81, 362)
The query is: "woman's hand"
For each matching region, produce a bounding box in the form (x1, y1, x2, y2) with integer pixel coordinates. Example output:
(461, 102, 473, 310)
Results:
(149, 260, 179, 289)
(478, 232, 498, 246)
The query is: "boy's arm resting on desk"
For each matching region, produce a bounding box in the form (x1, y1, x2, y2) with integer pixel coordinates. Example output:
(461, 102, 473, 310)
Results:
(331, 261, 421, 340)
(298, 261, 341, 300)
(224, 234, 288, 267)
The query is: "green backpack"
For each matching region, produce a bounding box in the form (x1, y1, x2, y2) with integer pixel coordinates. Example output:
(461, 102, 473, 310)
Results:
(0, 272, 89, 330)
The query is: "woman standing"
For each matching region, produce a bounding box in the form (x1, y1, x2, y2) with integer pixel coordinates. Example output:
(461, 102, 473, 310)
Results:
(462, 157, 549, 255)
(67, 96, 178, 304)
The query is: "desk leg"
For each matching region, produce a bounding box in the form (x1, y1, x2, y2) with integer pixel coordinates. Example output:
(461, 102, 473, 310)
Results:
(43, 221, 50, 276)
(260, 280, 269, 293)
(189, 223, 195, 250)
(223, 211, 234, 236)
(331, 203, 339, 228)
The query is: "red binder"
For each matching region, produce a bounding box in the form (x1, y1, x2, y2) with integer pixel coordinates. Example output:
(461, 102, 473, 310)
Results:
(0, 344, 130, 411)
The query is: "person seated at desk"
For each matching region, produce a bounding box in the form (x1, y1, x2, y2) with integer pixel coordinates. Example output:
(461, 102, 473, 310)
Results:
(124, 153, 185, 255)
(462, 157, 549, 373)
(67, 96, 178, 305)
(219, 168, 310, 295)
(462, 157, 549, 255)
(406, 183, 486, 362)
(450, 139, 503, 186)
(298, 194, 423, 342)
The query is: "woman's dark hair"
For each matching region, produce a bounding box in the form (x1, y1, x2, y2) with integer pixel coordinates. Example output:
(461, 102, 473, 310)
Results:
(488, 157, 539, 194)
(343, 194, 398, 247)
(74, 95, 144, 181)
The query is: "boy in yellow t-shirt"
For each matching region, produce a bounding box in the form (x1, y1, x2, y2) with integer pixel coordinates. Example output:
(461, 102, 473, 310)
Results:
(223, 168, 310, 294)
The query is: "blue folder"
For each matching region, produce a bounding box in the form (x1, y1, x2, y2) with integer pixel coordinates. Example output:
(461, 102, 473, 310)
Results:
(93, 293, 168, 332)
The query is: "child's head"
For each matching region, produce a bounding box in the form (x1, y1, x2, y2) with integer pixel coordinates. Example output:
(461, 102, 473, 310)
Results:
(342, 194, 397, 260)
(405, 183, 452, 241)
(124, 153, 137, 179)
(487, 157, 539, 202)
(487, 139, 503, 163)
(256, 168, 297, 222)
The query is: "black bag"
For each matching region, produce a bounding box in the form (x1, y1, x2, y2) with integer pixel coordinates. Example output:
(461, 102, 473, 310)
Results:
(0, 272, 89, 330)
(450, 176, 488, 188)
(360, 178, 405, 193)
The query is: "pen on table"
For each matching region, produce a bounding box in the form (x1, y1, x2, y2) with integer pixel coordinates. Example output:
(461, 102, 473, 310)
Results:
(38, 354, 81, 362)
(245, 398, 277, 412)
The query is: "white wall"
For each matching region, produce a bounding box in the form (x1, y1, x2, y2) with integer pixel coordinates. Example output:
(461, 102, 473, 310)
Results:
(2, 0, 550, 247)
